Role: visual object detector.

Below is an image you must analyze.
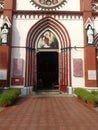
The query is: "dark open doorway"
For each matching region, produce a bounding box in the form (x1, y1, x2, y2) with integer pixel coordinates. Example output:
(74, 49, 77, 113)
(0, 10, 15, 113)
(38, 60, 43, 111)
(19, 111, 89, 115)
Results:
(37, 52, 58, 90)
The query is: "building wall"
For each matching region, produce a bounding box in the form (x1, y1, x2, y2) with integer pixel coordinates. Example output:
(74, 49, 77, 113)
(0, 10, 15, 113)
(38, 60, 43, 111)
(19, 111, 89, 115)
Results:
(11, 14, 85, 88)
(94, 18, 98, 33)
(0, 0, 98, 90)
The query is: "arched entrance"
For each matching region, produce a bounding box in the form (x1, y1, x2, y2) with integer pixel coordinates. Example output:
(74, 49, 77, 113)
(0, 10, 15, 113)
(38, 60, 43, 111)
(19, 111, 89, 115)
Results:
(25, 16, 71, 92)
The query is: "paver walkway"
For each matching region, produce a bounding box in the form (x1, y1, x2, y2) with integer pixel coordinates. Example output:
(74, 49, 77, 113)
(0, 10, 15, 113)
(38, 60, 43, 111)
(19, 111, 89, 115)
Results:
(0, 95, 98, 130)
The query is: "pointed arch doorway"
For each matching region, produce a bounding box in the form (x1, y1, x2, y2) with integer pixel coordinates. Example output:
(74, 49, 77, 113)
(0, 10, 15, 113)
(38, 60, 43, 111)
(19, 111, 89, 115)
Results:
(25, 16, 71, 92)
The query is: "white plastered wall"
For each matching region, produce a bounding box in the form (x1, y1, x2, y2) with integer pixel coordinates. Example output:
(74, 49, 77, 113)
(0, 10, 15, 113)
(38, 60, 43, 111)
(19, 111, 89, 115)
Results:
(93, 18, 98, 34)
(11, 17, 40, 87)
(71, 49, 85, 88)
(0, 15, 4, 27)
(59, 18, 85, 88)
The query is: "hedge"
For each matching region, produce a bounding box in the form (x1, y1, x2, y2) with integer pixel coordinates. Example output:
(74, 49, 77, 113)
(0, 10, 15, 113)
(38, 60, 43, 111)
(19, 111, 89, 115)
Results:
(0, 88, 21, 107)
(74, 88, 96, 103)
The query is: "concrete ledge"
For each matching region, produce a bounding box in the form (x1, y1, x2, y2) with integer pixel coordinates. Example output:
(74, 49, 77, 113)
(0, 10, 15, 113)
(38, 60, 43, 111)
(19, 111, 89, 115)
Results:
(21, 87, 32, 95)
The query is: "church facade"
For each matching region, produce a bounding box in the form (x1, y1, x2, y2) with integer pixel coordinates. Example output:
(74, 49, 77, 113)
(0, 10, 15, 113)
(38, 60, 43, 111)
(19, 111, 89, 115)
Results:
(0, 0, 98, 92)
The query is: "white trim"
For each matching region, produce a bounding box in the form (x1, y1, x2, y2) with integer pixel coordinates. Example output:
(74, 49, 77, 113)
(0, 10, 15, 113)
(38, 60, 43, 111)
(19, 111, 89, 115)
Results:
(85, 17, 94, 29)
(3, 16, 11, 28)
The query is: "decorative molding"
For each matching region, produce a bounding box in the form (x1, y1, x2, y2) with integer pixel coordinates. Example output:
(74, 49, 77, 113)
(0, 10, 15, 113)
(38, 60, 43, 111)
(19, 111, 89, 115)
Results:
(3, 16, 11, 28)
(0, 16, 11, 27)
(30, 0, 68, 10)
(0, 1, 4, 9)
(13, 11, 83, 20)
(91, 0, 98, 11)
(85, 17, 94, 29)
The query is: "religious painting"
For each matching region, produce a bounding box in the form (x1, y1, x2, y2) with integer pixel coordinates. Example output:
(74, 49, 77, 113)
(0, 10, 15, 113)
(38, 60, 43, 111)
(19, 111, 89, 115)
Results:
(37, 31, 59, 49)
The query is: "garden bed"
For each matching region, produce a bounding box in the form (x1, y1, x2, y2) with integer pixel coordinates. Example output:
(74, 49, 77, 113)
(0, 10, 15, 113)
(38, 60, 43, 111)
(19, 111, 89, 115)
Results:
(77, 96, 96, 108)
(74, 88, 98, 108)
(0, 88, 21, 107)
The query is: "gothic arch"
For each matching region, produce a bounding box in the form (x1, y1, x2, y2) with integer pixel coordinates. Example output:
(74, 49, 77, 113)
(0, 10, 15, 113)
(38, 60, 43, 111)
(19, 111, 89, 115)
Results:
(26, 16, 70, 49)
(25, 16, 71, 91)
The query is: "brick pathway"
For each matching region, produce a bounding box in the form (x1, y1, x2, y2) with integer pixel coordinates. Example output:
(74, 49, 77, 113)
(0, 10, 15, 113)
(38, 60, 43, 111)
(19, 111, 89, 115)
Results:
(0, 96, 98, 130)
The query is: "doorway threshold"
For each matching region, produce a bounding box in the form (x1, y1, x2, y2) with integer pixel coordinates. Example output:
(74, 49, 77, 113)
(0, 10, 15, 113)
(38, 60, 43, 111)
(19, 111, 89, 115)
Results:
(31, 89, 68, 97)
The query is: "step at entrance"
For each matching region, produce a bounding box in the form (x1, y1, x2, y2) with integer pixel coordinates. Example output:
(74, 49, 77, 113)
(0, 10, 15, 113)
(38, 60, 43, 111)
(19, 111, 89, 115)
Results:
(31, 89, 69, 97)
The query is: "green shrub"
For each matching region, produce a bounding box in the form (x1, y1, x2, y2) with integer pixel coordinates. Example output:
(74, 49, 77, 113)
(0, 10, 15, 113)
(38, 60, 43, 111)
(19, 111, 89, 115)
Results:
(0, 88, 21, 107)
(91, 90, 98, 104)
(91, 90, 98, 96)
(74, 88, 96, 103)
